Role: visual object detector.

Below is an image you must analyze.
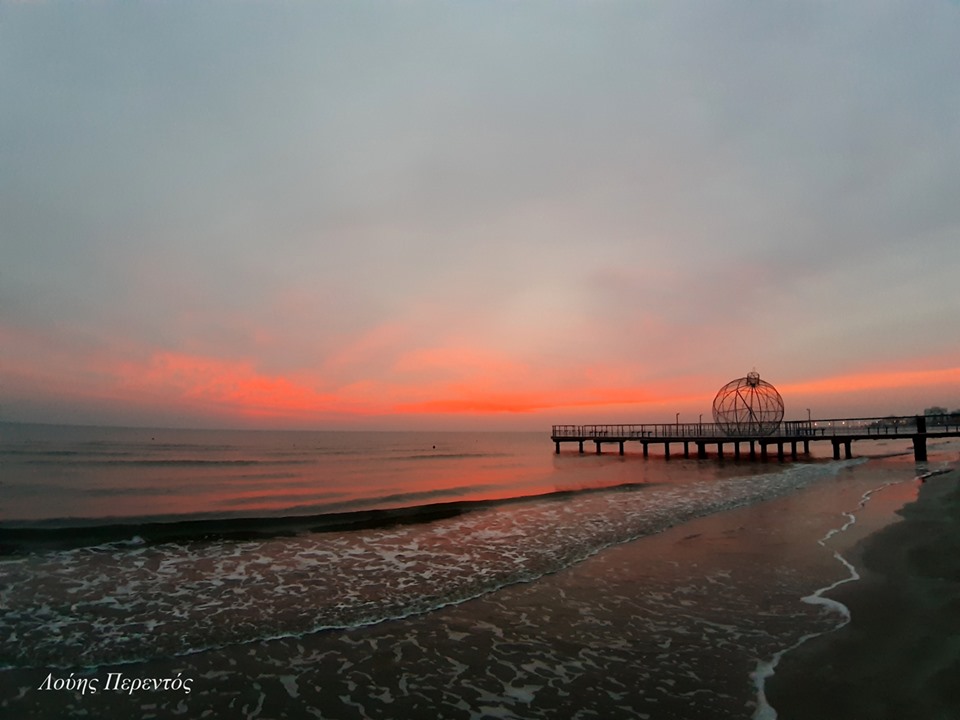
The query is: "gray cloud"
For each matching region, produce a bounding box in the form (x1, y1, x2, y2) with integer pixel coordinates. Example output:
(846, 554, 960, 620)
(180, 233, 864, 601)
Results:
(2, 1, 959, 425)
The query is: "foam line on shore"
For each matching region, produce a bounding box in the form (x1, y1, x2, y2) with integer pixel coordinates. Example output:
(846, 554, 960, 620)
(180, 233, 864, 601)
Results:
(749, 474, 932, 720)
(1, 461, 850, 670)
(0, 482, 654, 555)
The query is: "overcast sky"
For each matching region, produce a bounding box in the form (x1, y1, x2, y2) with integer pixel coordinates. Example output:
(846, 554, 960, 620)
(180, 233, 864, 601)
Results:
(2, 1, 959, 430)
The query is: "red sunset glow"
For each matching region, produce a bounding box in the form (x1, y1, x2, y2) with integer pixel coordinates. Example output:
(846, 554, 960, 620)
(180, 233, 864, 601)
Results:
(2, 1, 958, 432)
(3, 319, 955, 429)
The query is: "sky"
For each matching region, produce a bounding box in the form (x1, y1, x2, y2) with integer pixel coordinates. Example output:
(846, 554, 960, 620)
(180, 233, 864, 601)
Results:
(2, 1, 959, 431)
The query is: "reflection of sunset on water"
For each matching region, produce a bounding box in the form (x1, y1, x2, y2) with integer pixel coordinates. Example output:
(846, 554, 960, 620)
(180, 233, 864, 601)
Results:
(4, 428, 680, 525)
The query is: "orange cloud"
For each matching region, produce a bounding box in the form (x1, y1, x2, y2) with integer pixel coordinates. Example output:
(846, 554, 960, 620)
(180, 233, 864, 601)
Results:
(322, 322, 410, 374)
(394, 345, 516, 373)
(106, 350, 709, 421)
(394, 385, 689, 415)
(781, 366, 960, 396)
(7, 312, 955, 428)
(114, 352, 344, 417)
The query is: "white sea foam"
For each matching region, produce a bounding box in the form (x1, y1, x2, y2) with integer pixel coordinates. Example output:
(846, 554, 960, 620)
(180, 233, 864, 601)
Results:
(750, 474, 935, 720)
(1, 459, 857, 670)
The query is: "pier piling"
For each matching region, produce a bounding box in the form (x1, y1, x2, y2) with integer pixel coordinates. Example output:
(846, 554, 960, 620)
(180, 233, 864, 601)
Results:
(914, 415, 928, 461)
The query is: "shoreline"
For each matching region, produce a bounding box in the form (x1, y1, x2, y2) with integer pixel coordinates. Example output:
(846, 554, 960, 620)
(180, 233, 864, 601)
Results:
(766, 465, 960, 719)
(2, 452, 934, 719)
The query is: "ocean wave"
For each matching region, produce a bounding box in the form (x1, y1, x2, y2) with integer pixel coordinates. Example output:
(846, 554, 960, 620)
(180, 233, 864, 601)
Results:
(0, 461, 858, 670)
(14, 458, 315, 467)
(398, 452, 510, 461)
(0, 482, 612, 553)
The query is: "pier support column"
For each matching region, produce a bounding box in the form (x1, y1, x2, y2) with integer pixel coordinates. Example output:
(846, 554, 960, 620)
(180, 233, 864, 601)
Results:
(750, 440, 756, 460)
(555, 441, 560, 454)
(683, 441, 690, 458)
(734, 442, 741, 460)
(578, 441, 584, 455)
(803, 440, 810, 455)
(717, 442, 724, 459)
(832, 440, 840, 460)
(844, 440, 852, 459)
(619, 441, 625, 456)
(913, 436, 928, 462)
(664, 442, 670, 460)
(760, 442, 768, 461)
(914, 415, 928, 462)
(697, 442, 707, 459)
(642, 442, 648, 458)
(791, 441, 798, 459)
(595, 441, 602, 455)
(777, 443, 784, 462)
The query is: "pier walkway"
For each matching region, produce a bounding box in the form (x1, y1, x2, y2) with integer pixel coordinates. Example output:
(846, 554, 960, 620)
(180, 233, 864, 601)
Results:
(551, 416, 960, 462)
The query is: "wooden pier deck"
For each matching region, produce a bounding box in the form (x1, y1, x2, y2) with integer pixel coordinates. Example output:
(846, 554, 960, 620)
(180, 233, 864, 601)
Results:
(551, 416, 960, 462)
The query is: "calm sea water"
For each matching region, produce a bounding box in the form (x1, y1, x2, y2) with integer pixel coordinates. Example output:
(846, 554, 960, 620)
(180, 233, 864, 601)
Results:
(2, 422, 949, 719)
(0, 425, 570, 525)
(1, 422, 852, 665)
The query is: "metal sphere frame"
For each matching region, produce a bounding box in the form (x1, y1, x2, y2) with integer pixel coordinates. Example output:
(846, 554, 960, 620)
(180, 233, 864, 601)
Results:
(712, 371, 784, 437)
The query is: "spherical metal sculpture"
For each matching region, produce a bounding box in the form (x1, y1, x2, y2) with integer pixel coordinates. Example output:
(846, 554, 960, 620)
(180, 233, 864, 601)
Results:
(712, 371, 784, 437)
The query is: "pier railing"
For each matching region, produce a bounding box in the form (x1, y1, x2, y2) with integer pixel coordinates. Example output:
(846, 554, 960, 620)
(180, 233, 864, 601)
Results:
(552, 416, 960, 440)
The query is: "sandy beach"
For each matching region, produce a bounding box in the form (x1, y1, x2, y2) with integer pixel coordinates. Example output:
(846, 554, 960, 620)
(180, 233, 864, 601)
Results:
(767, 467, 960, 720)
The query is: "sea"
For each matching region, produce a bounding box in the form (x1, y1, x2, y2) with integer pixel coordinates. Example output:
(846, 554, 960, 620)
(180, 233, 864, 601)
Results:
(1, 422, 956, 719)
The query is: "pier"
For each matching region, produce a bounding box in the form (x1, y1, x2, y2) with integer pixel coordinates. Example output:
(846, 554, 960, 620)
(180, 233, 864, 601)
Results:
(551, 415, 960, 462)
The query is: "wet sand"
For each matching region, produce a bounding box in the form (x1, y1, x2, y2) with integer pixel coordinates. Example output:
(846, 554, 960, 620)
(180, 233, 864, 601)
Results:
(767, 468, 960, 720)
(2, 456, 939, 719)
